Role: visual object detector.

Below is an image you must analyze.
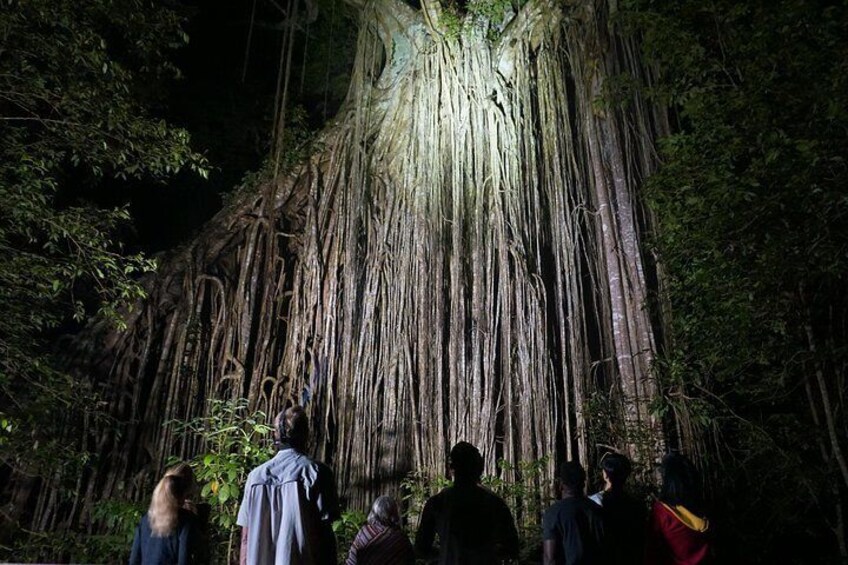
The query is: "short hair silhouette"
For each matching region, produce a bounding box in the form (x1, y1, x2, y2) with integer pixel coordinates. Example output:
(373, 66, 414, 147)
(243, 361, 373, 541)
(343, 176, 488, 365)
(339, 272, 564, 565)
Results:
(601, 452, 632, 487)
(275, 405, 309, 448)
(559, 461, 587, 494)
(449, 442, 484, 483)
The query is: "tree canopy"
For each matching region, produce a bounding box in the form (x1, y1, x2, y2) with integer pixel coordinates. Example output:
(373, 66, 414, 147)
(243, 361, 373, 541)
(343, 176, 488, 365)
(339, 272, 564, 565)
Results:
(628, 0, 848, 560)
(0, 0, 206, 519)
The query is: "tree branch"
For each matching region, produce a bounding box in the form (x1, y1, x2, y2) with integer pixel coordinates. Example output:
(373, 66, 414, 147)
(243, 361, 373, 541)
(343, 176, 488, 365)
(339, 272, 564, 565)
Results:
(498, 0, 561, 50)
(419, 0, 444, 36)
(343, 0, 419, 24)
(495, 0, 562, 80)
(341, 0, 425, 45)
(351, 0, 427, 94)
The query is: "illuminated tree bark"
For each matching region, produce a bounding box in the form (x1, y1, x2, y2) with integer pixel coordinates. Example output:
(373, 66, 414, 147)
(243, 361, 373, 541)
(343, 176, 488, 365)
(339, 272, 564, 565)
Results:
(34, 0, 668, 522)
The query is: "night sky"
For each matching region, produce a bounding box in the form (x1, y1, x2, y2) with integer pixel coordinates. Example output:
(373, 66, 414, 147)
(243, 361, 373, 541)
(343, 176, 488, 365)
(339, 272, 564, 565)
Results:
(115, 0, 353, 253)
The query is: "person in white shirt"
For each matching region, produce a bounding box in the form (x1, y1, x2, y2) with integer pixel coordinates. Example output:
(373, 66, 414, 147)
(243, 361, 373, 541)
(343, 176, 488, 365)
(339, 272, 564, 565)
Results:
(237, 405, 339, 565)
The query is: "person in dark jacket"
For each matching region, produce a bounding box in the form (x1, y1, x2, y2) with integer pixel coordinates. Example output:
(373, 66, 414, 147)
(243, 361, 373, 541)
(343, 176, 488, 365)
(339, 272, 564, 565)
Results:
(165, 462, 210, 564)
(347, 495, 414, 565)
(589, 452, 646, 564)
(415, 442, 520, 564)
(542, 461, 605, 565)
(130, 469, 199, 565)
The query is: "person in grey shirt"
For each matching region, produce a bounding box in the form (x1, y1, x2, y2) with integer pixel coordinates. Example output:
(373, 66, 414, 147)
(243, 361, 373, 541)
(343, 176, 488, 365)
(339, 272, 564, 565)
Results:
(237, 405, 339, 565)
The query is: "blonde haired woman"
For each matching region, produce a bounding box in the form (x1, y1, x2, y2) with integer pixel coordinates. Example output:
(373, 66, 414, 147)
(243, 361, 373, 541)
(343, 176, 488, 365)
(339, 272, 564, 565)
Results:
(130, 465, 199, 565)
(164, 463, 200, 513)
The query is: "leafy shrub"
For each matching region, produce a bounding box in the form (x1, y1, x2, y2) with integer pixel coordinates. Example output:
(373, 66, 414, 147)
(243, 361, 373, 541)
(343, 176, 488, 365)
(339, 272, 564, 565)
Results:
(170, 398, 275, 563)
(332, 508, 368, 563)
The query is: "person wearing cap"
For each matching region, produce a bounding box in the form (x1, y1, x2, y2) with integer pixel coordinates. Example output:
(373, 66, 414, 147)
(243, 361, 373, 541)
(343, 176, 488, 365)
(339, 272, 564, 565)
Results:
(236, 405, 340, 565)
(589, 452, 646, 564)
(415, 441, 520, 564)
(542, 460, 605, 564)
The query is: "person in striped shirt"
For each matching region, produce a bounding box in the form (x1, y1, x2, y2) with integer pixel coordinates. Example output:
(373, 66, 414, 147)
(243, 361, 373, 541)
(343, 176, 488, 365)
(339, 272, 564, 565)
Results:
(346, 495, 414, 565)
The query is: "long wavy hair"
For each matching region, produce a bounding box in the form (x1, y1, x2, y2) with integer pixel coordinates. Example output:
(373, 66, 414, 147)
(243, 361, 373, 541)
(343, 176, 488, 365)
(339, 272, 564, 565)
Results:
(165, 462, 195, 484)
(165, 462, 197, 510)
(148, 473, 189, 537)
(659, 452, 704, 514)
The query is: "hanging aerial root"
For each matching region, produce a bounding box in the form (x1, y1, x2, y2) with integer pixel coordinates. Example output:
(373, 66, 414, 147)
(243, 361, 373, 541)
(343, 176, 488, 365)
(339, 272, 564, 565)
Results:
(26, 0, 670, 528)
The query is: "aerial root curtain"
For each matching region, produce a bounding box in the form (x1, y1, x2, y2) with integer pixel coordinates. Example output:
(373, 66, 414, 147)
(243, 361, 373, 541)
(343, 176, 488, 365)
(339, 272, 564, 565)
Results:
(48, 0, 667, 519)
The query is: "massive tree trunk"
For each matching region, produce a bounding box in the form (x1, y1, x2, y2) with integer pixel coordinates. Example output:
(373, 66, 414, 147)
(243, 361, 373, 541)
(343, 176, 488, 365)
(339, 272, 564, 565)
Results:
(30, 0, 668, 523)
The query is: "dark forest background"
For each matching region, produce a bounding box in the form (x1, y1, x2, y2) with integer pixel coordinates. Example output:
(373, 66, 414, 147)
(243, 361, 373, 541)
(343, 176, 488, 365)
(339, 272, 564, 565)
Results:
(1, 0, 847, 562)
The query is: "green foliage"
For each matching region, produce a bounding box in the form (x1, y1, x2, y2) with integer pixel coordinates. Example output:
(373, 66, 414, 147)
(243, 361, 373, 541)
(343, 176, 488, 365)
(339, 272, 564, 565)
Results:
(87, 498, 146, 560)
(482, 458, 549, 563)
(439, 0, 527, 41)
(438, 6, 465, 39)
(0, 0, 206, 557)
(171, 399, 275, 562)
(621, 0, 848, 561)
(467, 0, 513, 23)
(6, 497, 144, 563)
(332, 509, 367, 562)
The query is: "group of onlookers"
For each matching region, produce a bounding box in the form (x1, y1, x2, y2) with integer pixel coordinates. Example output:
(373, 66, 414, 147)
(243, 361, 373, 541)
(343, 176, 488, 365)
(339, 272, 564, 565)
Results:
(129, 405, 712, 564)
(540, 452, 711, 564)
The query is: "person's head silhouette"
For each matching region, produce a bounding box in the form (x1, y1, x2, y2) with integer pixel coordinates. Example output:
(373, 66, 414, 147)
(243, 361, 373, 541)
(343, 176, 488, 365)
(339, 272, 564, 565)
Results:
(659, 452, 703, 512)
(274, 405, 309, 451)
(558, 460, 587, 498)
(449, 442, 484, 485)
(600, 452, 632, 491)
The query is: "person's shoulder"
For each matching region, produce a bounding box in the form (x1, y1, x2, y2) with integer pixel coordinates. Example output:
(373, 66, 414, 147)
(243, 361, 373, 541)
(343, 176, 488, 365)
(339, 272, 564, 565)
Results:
(436, 484, 455, 498)
(649, 499, 672, 523)
(177, 507, 200, 531)
(589, 491, 604, 506)
(247, 451, 282, 472)
(546, 496, 593, 519)
(246, 452, 278, 479)
(477, 485, 510, 508)
(623, 492, 647, 513)
(423, 486, 452, 508)
(387, 525, 414, 548)
(295, 451, 330, 480)
(542, 499, 567, 530)
(352, 523, 376, 543)
(314, 459, 335, 477)
(579, 496, 603, 514)
(543, 498, 568, 518)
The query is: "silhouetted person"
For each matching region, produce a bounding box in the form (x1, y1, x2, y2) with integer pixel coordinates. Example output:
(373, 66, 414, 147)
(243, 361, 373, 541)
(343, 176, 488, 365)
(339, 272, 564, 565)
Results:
(543, 461, 604, 565)
(236, 405, 340, 565)
(645, 452, 712, 564)
(130, 467, 200, 565)
(589, 452, 646, 564)
(347, 495, 414, 565)
(415, 441, 519, 564)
